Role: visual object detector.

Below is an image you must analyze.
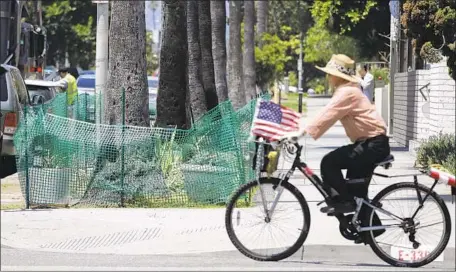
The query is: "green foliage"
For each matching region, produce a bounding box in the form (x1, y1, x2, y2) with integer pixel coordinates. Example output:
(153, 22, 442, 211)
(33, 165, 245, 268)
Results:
(288, 71, 298, 87)
(443, 155, 456, 175)
(310, 0, 378, 34)
(255, 27, 300, 87)
(416, 133, 455, 174)
(146, 31, 159, 75)
(371, 67, 390, 85)
(32, 0, 97, 69)
(401, 0, 456, 79)
(303, 24, 361, 66)
(306, 77, 326, 94)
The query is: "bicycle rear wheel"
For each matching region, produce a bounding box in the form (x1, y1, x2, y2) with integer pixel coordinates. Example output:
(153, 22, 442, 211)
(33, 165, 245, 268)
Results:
(366, 182, 452, 267)
(225, 178, 311, 261)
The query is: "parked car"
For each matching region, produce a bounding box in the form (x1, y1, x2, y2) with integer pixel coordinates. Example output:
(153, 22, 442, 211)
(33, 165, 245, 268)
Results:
(77, 74, 96, 95)
(80, 70, 95, 76)
(0, 64, 31, 178)
(148, 76, 158, 118)
(24, 79, 63, 105)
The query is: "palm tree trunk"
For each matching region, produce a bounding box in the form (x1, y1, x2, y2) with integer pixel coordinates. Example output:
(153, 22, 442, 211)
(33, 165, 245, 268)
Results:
(186, 1, 207, 120)
(155, 0, 189, 129)
(227, 0, 245, 110)
(198, 1, 218, 110)
(255, 0, 268, 45)
(243, 0, 256, 101)
(210, 0, 228, 103)
(105, 1, 149, 127)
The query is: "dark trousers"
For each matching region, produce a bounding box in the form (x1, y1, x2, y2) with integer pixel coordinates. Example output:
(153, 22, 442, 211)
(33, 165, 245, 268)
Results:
(320, 134, 391, 201)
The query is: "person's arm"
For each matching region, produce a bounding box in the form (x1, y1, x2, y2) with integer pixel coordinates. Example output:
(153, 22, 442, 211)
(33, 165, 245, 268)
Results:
(303, 88, 355, 140)
(58, 78, 68, 90)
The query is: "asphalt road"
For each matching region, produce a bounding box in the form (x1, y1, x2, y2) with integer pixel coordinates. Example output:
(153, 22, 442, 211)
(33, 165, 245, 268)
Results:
(2, 244, 455, 271)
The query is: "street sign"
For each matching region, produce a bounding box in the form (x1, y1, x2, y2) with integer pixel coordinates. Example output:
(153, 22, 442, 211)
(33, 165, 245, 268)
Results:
(92, 0, 109, 4)
(298, 58, 302, 72)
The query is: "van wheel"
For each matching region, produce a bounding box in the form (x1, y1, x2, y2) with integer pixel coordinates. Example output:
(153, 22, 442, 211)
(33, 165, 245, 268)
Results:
(0, 156, 17, 179)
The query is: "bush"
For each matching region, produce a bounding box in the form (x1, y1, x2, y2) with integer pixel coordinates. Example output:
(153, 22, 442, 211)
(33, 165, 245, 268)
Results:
(371, 67, 390, 85)
(416, 133, 455, 174)
(288, 71, 298, 87)
(307, 77, 326, 94)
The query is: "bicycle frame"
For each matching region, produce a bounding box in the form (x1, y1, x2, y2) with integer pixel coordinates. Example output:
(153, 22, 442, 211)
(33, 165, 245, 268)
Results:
(261, 142, 441, 232)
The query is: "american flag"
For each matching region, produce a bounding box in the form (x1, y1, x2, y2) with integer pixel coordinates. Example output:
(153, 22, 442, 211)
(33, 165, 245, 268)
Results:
(250, 100, 302, 141)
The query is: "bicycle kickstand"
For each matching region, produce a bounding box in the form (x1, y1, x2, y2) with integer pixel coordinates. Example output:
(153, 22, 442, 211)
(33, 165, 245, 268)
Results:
(301, 245, 305, 260)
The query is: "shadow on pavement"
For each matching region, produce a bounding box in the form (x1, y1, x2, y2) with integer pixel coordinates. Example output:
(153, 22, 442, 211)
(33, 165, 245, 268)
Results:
(284, 260, 390, 268)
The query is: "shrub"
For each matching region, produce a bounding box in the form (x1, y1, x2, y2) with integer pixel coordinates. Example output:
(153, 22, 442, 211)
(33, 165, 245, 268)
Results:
(416, 133, 455, 174)
(371, 67, 390, 85)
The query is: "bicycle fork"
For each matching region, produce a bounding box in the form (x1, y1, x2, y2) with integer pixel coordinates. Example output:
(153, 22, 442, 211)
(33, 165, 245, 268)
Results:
(259, 169, 294, 221)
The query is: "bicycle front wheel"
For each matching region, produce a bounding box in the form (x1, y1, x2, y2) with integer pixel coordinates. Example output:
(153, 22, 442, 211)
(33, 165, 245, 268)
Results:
(366, 182, 452, 268)
(225, 178, 311, 261)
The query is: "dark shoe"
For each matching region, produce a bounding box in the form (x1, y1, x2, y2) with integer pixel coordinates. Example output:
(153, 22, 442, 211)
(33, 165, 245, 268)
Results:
(320, 201, 356, 214)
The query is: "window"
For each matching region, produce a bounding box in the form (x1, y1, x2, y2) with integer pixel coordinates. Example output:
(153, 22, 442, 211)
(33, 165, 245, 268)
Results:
(10, 69, 29, 105)
(0, 74, 7, 101)
(77, 77, 95, 88)
(27, 85, 54, 102)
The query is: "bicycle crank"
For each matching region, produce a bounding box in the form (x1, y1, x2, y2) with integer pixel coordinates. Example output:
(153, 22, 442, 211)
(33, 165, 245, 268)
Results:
(338, 214, 360, 241)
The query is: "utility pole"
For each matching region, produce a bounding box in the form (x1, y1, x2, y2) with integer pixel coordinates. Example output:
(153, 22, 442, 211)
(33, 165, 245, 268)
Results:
(388, 0, 401, 136)
(298, 32, 303, 113)
(93, 0, 109, 125)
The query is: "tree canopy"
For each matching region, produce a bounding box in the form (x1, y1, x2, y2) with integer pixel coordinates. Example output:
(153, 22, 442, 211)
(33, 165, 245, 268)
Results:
(26, 0, 97, 69)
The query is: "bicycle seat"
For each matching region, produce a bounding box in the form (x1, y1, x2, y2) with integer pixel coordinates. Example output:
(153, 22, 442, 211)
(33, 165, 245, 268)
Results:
(375, 154, 394, 169)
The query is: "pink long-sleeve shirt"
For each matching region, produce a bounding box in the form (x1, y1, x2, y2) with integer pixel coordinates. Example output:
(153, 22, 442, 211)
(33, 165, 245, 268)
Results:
(304, 83, 387, 142)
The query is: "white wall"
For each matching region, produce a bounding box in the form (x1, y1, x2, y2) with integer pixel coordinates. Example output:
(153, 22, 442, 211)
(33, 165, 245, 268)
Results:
(392, 59, 455, 147)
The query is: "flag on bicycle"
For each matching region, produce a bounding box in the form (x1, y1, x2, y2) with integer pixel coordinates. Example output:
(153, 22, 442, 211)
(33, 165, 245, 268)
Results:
(250, 99, 302, 141)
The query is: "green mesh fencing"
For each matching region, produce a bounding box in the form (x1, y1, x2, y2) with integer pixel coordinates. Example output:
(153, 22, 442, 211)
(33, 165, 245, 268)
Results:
(14, 91, 269, 208)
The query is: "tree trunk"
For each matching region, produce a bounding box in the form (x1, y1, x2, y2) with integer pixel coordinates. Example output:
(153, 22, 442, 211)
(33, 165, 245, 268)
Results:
(105, 1, 149, 127)
(210, 0, 229, 103)
(255, 0, 268, 46)
(186, 1, 207, 120)
(227, 0, 245, 110)
(243, 0, 256, 101)
(198, 1, 218, 110)
(155, 0, 188, 129)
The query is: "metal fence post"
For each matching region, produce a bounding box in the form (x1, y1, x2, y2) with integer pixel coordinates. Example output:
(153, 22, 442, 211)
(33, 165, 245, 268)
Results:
(120, 87, 126, 207)
(24, 106, 30, 209)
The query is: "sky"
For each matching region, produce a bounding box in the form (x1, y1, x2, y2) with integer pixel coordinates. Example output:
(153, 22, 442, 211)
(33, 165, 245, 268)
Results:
(145, 1, 230, 51)
(145, 1, 162, 31)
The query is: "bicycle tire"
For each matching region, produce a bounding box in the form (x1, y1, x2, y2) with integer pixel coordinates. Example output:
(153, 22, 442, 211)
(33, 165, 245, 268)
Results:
(225, 178, 311, 261)
(366, 182, 452, 268)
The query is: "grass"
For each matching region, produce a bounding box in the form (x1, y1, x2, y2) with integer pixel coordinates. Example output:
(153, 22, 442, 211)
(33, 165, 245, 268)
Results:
(1, 182, 22, 194)
(279, 92, 307, 113)
(1, 182, 25, 210)
(0, 202, 25, 210)
(123, 192, 254, 209)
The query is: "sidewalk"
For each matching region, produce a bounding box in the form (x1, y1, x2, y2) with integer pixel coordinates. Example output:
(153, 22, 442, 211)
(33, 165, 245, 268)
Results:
(1, 97, 454, 257)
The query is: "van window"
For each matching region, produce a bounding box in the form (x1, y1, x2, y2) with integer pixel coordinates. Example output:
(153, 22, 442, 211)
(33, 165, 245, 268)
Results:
(10, 69, 29, 105)
(0, 74, 7, 101)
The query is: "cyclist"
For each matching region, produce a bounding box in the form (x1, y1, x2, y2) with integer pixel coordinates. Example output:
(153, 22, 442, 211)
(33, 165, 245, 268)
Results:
(281, 54, 391, 215)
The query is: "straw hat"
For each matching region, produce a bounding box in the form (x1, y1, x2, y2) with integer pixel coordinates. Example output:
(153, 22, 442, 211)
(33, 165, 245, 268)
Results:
(316, 54, 360, 83)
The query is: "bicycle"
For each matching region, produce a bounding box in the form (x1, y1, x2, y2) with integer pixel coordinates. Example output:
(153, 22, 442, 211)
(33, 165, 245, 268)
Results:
(225, 138, 453, 267)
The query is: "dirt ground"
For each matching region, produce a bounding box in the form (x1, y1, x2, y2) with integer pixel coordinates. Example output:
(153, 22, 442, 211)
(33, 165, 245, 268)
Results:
(1, 174, 25, 209)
